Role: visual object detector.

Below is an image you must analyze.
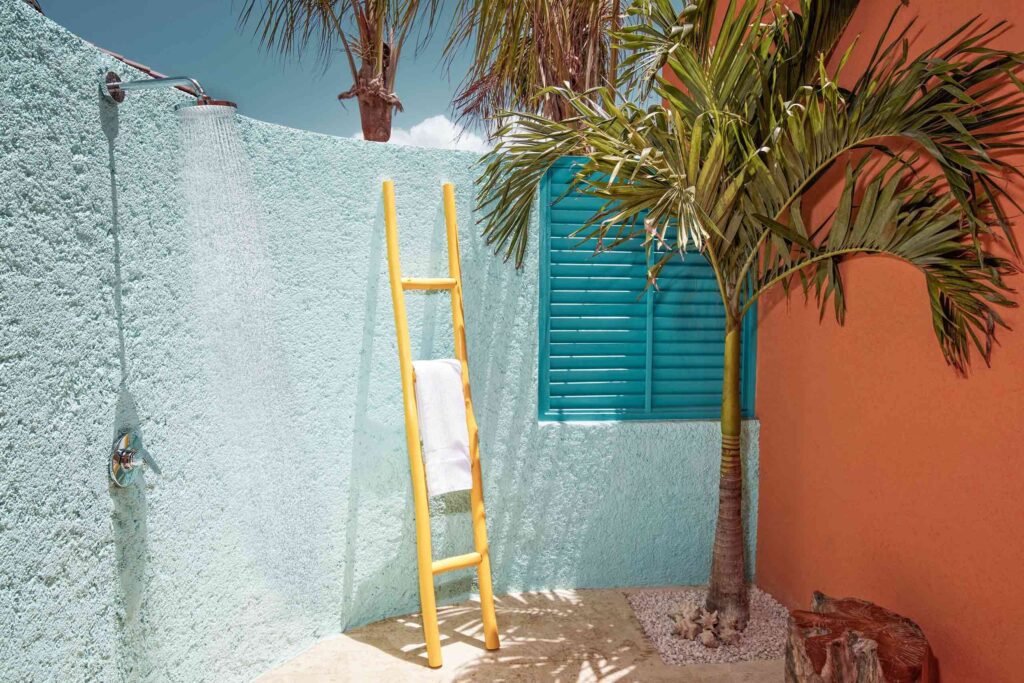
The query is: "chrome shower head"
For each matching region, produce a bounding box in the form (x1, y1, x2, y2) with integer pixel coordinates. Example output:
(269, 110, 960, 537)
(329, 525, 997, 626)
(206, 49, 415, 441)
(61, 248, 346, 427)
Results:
(174, 99, 238, 112)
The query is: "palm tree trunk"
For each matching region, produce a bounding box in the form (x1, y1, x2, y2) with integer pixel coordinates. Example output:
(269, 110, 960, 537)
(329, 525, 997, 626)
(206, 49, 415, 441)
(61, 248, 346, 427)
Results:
(705, 319, 750, 629)
(343, 59, 397, 143)
(357, 90, 394, 142)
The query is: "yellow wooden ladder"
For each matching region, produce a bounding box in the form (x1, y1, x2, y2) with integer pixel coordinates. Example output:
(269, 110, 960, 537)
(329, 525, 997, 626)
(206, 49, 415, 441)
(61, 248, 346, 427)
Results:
(381, 180, 500, 668)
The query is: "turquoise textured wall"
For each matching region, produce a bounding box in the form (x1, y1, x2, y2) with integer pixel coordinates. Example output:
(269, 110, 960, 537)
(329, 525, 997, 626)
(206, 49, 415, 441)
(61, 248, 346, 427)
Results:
(0, 1, 759, 680)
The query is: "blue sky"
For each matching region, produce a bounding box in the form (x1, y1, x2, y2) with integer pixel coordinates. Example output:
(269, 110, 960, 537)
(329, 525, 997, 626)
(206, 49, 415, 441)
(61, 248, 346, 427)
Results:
(40, 0, 476, 144)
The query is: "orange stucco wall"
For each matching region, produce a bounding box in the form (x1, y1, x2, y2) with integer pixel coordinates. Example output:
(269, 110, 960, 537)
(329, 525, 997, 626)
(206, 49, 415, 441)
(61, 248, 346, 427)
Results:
(755, 2, 1024, 681)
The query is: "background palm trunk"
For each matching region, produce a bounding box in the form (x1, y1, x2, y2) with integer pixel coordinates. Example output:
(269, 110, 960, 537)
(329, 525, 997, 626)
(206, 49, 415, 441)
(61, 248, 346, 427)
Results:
(706, 320, 750, 628)
(356, 91, 394, 142)
(353, 63, 394, 142)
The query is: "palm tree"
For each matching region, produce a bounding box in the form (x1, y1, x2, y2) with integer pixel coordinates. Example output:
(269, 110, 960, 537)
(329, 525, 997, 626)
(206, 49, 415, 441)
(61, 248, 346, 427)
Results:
(444, 0, 622, 126)
(477, 0, 1023, 630)
(240, 0, 440, 142)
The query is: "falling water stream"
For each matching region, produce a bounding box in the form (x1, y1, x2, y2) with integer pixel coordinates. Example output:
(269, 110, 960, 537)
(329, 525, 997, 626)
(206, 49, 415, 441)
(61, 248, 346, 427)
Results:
(178, 104, 272, 382)
(177, 105, 313, 596)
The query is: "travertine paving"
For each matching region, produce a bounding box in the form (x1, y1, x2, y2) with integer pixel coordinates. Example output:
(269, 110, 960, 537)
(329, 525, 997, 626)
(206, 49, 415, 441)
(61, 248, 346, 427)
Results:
(257, 589, 783, 682)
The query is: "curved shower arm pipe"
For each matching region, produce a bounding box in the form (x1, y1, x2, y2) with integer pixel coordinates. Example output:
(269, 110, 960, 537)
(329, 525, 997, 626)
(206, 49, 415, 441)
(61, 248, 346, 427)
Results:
(114, 76, 207, 98)
(102, 71, 208, 104)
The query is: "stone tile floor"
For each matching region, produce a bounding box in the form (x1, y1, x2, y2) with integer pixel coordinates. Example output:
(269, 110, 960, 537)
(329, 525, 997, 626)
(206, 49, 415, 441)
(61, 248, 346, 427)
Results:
(257, 589, 783, 682)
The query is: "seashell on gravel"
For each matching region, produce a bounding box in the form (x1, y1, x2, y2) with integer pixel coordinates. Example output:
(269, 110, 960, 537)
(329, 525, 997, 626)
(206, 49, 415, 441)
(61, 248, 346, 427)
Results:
(627, 586, 788, 665)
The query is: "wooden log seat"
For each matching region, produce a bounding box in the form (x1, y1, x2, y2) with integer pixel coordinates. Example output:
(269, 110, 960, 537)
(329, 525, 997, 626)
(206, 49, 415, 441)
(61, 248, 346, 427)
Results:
(786, 592, 935, 683)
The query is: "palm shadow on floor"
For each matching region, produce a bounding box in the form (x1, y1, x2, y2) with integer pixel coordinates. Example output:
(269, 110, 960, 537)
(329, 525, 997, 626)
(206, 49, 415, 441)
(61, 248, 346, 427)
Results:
(346, 590, 649, 682)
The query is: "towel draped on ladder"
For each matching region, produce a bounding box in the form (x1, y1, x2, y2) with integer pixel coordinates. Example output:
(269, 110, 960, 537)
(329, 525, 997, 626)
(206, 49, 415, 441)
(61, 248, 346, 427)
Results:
(412, 359, 473, 497)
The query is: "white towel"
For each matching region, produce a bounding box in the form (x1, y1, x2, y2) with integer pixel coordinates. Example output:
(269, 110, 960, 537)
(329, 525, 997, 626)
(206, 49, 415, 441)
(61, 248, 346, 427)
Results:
(412, 359, 473, 497)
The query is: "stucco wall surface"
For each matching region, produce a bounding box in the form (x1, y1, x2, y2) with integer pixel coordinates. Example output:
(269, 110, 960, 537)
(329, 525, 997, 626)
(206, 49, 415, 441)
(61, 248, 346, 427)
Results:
(0, 2, 759, 681)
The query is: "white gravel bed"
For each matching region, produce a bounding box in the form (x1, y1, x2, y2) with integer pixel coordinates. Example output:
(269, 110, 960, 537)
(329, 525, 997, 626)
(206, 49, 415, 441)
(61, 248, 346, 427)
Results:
(627, 586, 788, 665)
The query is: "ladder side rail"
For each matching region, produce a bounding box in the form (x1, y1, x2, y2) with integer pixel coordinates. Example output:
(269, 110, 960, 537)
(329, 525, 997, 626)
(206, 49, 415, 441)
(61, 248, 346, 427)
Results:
(441, 183, 500, 651)
(382, 180, 443, 668)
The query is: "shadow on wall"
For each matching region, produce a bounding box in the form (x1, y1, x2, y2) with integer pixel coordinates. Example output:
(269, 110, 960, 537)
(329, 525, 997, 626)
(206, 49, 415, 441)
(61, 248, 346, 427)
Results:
(341, 199, 415, 629)
(457, 223, 665, 591)
(459, 213, 759, 593)
(463, 213, 603, 590)
(453, 212, 539, 587)
(100, 86, 154, 681)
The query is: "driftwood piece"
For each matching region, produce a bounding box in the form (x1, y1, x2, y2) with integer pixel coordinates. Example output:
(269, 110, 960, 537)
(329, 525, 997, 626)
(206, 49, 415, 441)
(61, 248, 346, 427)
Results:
(719, 626, 741, 646)
(698, 628, 720, 648)
(785, 592, 935, 683)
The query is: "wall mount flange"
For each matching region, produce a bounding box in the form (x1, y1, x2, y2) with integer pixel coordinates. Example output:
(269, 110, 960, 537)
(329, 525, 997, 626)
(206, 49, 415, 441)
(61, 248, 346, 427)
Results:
(102, 71, 125, 103)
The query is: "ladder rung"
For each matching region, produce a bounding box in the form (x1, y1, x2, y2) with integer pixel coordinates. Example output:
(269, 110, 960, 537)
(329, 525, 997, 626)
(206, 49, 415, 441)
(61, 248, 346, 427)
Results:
(432, 552, 482, 575)
(402, 277, 457, 291)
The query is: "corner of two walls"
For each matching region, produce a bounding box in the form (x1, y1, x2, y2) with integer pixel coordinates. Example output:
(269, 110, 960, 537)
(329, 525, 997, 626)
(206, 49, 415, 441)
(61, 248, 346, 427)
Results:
(0, 2, 760, 680)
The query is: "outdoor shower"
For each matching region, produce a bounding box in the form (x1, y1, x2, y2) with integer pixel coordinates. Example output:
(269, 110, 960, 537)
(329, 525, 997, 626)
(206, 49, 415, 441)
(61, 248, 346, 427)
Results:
(101, 69, 237, 488)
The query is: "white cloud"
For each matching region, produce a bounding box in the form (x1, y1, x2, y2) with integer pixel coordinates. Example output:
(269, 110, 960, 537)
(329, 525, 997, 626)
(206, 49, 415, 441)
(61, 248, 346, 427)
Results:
(353, 114, 491, 153)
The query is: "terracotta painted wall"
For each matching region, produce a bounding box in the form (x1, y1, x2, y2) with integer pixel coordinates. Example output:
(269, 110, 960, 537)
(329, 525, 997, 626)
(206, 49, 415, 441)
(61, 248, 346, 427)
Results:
(755, 2, 1024, 681)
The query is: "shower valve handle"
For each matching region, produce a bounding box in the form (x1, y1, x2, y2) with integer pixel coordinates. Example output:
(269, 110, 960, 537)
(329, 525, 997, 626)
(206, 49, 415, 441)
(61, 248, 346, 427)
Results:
(109, 430, 161, 487)
(113, 446, 160, 474)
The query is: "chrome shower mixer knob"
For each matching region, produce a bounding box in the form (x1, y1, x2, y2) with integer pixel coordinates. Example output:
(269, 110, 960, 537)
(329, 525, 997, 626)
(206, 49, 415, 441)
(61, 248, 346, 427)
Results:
(109, 429, 161, 487)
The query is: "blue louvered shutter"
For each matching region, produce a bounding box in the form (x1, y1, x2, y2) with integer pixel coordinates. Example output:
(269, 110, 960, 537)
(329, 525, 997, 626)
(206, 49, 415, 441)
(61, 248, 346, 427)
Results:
(539, 157, 757, 421)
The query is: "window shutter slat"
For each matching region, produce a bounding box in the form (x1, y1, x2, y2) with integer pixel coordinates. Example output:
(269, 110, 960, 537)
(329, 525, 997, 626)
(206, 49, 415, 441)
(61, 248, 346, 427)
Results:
(550, 317, 648, 331)
(550, 250, 647, 265)
(550, 395, 646, 409)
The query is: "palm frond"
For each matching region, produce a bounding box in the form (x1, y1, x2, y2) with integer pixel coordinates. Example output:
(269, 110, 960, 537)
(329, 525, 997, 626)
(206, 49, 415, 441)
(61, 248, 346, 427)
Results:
(239, 0, 346, 66)
(615, 0, 698, 97)
(764, 0, 860, 101)
(749, 161, 1017, 371)
(239, 0, 440, 82)
(446, 0, 616, 127)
